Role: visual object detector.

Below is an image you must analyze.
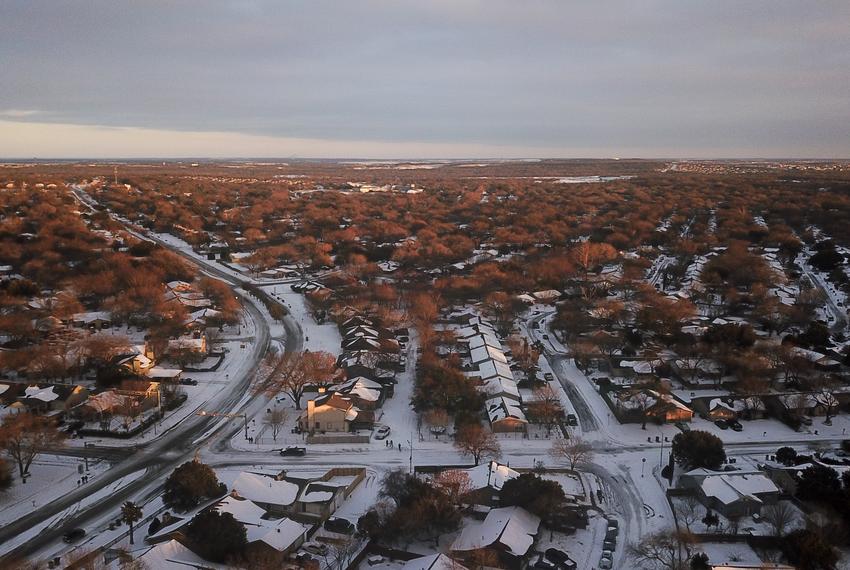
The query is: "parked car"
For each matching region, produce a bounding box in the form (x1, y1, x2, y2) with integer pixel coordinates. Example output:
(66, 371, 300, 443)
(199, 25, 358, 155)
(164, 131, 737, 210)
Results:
(324, 517, 355, 534)
(374, 425, 391, 440)
(544, 372, 554, 381)
(566, 414, 578, 427)
(303, 542, 328, 556)
(63, 528, 86, 543)
(544, 548, 571, 566)
(280, 446, 306, 457)
(729, 419, 743, 432)
(603, 539, 617, 551)
(714, 419, 729, 430)
(542, 334, 550, 340)
(606, 518, 619, 529)
(598, 559, 612, 570)
(179, 378, 198, 386)
(366, 555, 386, 566)
(674, 421, 690, 431)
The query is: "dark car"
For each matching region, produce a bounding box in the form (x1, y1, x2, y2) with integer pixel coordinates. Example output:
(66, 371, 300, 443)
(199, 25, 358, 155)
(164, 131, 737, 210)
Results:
(729, 420, 743, 432)
(280, 446, 306, 457)
(324, 517, 355, 534)
(566, 414, 578, 427)
(714, 419, 729, 430)
(544, 548, 571, 566)
(606, 518, 619, 529)
(63, 528, 86, 543)
(179, 377, 197, 385)
(544, 372, 554, 381)
(603, 539, 617, 551)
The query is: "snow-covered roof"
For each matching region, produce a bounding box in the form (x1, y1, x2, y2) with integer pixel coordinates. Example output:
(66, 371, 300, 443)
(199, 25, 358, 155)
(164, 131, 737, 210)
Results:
(474, 359, 514, 382)
(699, 473, 779, 506)
(214, 496, 267, 524)
(467, 334, 503, 351)
(83, 390, 129, 413)
(24, 385, 59, 402)
(245, 517, 310, 552)
(132, 539, 214, 570)
(397, 554, 468, 570)
(470, 345, 507, 365)
(486, 396, 527, 424)
(147, 367, 182, 379)
(230, 472, 300, 507)
(452, 506, 540, 556)
(479, 376, 521, 401)
(619, 360, 658, 375)
(456, 461, 520, 491)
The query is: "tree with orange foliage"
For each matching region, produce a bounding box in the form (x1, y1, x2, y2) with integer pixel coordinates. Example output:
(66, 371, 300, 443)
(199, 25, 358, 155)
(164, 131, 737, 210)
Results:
(454, 424, 501, 466)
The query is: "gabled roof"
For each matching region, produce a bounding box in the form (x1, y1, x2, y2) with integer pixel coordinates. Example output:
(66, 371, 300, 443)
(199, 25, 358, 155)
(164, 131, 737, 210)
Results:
(230, 472, 300, 508)
(398, 554, 468, 570)
(486, 396, 527, 424)
(452, 506, 540, 556)
(456, 461, 520, 492)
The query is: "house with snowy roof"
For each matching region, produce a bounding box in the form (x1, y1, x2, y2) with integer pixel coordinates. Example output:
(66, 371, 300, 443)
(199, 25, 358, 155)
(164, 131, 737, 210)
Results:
(680, 469, 781, 518)
(299, 392, 365, 434)
(441, 461, 520, 506)
(485, 396, 527, 433)
(478, 376, 521, 402)
(19, 383, 89, 415)
(451, 506, 540, 569)
(387, 554, 468, 570)
(228, 471, 300, 515)
(331, 376, 385, 410)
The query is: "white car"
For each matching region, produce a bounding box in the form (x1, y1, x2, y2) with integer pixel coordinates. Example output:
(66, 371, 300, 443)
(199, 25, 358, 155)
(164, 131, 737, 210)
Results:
(375, 425, 391, 440)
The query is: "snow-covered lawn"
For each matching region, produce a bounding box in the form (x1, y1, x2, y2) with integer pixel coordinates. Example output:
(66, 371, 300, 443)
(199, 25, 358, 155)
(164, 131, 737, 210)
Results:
(0, 454, 109, 525)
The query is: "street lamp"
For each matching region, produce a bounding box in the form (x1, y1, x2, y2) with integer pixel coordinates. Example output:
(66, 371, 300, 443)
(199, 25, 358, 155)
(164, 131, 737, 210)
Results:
(641, 457, 646, 478)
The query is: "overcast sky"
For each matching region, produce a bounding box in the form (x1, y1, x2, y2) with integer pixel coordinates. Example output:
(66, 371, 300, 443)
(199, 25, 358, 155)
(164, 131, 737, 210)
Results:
(1, 1, 849, 158)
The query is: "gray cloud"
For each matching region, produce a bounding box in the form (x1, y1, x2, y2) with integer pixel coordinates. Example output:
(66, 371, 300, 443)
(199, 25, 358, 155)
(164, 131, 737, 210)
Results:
(1, 1, 848, 157)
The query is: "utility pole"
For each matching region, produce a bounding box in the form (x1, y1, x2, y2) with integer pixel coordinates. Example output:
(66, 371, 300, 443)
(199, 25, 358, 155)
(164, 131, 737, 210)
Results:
(408, 438, 414, 474)
(197, 410, 249, 439)
(113, 165, 118, 185)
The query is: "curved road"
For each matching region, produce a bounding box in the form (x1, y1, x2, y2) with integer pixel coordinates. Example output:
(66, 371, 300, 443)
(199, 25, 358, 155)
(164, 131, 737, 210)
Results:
(0, 188, 303, 562)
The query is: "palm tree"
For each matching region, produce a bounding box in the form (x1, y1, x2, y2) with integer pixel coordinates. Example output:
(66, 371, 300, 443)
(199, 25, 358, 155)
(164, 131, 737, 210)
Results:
(121, 501, 143, 545)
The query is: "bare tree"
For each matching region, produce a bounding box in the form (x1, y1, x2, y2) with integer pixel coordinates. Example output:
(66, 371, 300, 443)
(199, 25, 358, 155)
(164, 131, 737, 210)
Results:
(264, 408, 288, 441)
(674, 496, 701, 532)
(813, 388, 839, 425)
(763, 502, 798, 537)
(254, 349, 336, 409)
(454, 425, 501, 466)
(0, 412, 66, 481)
(629, 529, 695, 570)
(550, 436, 594, 471)
(324, 535, 362, 570)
